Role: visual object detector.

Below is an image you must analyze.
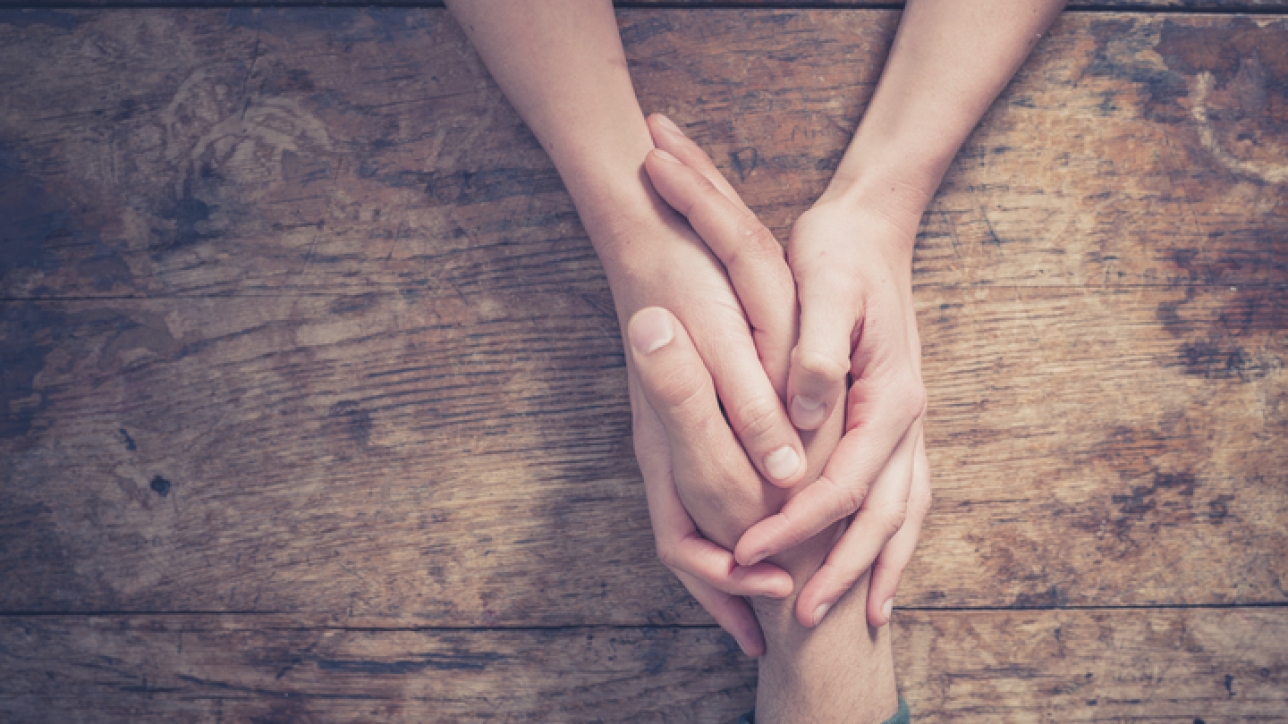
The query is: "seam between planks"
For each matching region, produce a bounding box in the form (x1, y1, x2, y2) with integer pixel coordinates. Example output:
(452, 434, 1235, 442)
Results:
(0, 3, 1285, 14)
(1, 600, 1285, 628)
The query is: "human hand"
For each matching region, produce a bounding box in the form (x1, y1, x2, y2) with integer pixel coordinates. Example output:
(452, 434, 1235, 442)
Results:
(597, 115, 824, 656)
(734, 199, 934, 631)
(636, 113, 848, 532)
(628, 305, 845, 653)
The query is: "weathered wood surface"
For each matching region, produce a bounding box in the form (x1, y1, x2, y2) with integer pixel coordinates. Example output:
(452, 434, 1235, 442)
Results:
(0, 5, 1285, 722)
(5, 1, 1288, 10)
(1, 287, 1283, 619)
(2, 9, 1285, 621)
(2, 609, 1285, 722)
(2, 11, 1286, 301)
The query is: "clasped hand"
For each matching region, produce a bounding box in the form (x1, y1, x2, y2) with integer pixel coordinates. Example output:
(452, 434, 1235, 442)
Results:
(623, 115, 932, 657)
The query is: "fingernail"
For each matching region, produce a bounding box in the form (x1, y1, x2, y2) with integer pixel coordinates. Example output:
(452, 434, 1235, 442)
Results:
(882, 598, 894, 623)
(767, 575, 793, 599)
(735, 634, 752, 657)
(790, 395, 827, 428)
(745, 552, 768, 567)
(813, 602, 831, 627)
(764, 446, 802, 481)
(656, 114, 683, 135)
(629, 309, 673, 355)
(653, 148, 681, 164)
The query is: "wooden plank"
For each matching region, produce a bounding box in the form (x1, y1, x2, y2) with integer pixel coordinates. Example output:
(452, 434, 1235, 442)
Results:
(896, 608, 1288, 722)
(2, 11, 1285, 299)
(2, 609, 1285, 721)
(4, 2, 1288, 11)
(0, 616, 758, 723)
(2, 284, 1282, 620)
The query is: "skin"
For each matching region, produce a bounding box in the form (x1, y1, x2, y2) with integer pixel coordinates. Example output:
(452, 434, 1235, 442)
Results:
(446, 0, 1064, 718)
(444, 0, 815, 656)
(735, 0, 1067, 634)
(630, 135, 898, 722)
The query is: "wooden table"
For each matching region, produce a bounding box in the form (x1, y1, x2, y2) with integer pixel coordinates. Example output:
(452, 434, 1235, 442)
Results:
(2, 1, 1285, 720)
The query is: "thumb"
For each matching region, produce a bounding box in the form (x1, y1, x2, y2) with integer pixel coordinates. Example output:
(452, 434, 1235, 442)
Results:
(787, 277, 856, 431)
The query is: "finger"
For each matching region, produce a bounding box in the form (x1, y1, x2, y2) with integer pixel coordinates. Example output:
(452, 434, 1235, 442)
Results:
(792, 424, 918, 628)
(865, 429, 932, 627)
(734, 399, 913, 565)
(643, 148, 796, 394)
(675, 570, 765, 658)
(629, 305, 806, 487)
(647, 113, 747, 214)
(635, 397, 793, 599)
(786, 254, 856, 430)
(662, 530, 795, 599)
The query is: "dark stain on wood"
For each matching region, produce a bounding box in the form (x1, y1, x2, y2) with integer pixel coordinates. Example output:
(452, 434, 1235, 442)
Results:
(0, 6, 1284, 721)
(0, 141, 63, 282)
(1156, 286, 1286, 381)
(0, 304, 61, 440)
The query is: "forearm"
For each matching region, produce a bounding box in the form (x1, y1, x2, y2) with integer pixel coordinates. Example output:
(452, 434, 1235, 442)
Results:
(444, 0, 659, 273)
(822, 0, 1066, 234)
(754, 572, 897, 724)
(683, 431, 897, 723)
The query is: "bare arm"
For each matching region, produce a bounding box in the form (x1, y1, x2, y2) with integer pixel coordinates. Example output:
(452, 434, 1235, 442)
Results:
(708, 6, 1066, 720)
(445, 0, 811, 656)
(825, 0, 1068, 214)
(737, 0, 1067, 635)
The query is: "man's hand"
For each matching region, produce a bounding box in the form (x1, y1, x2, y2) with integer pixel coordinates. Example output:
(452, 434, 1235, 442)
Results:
(621, 115, 852, 656)
(629, 304, 845, 656)
(643, 117, 927, 633)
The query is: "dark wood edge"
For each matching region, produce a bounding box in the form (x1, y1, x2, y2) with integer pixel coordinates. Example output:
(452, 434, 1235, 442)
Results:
(1, 1, 1287, 12)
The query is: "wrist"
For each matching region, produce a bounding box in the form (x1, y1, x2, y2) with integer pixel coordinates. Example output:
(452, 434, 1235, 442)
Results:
(753, 571, 900, 723)
(793, 196, 920, 277)
(583, 187, 693, 303)
(815, 135, 944, 242)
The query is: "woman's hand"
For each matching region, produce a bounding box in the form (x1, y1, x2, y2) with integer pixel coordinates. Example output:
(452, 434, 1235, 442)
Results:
(642, 116, 929, 634)
(735, 199, 934, 630)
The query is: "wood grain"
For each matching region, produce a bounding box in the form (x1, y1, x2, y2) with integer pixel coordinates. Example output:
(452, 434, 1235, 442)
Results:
(4, 2, 1287, 10)
(2, 609, 1284, 722)
(1, 11, 1285, 300)
(2, 284, 1282, 620)
(0, 5, 1284, 720)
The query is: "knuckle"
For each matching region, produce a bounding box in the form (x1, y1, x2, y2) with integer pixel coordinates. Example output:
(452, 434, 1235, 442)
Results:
(650, 363, 707, 413)
(723, 220, 784, 271)
(882, 372, 927, 424)
(655, 542, 680, 572)
(823, 475, 866, 518)
(729, 394, 781, 443)
(818, 561, 862, 597)
(792, 348, 849, 388)
(744, 220, 783, 256)
(875, 507, 908, 541)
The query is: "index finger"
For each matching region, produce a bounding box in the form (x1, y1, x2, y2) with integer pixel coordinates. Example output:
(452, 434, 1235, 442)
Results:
(645, 114, 796, 395)
(734, 396, 917, 565)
